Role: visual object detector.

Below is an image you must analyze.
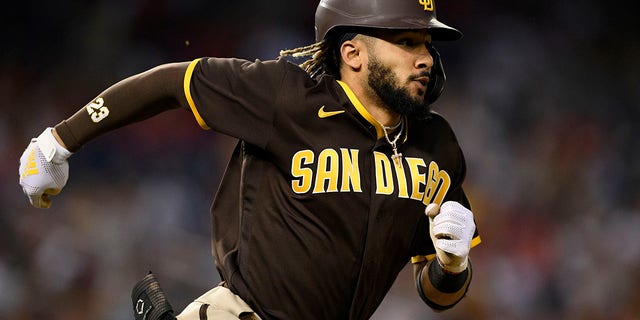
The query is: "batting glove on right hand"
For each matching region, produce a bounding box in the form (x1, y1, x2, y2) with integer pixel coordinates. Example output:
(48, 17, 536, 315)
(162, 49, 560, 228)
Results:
(19, 128, 72, 208)
(426, 201, 475, 274)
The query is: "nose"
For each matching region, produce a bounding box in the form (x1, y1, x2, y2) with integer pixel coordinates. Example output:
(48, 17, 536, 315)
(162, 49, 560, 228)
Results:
(416, 45, 434, 70)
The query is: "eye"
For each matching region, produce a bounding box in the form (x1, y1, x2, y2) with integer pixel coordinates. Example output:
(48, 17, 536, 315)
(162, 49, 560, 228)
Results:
(394, 33, 432, 48)
(398, 39, 416, 47)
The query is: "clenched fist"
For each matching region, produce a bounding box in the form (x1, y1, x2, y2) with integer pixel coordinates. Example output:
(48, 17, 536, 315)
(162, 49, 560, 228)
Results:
(426, 201, 475, 274)
(19, 128, 72, 208)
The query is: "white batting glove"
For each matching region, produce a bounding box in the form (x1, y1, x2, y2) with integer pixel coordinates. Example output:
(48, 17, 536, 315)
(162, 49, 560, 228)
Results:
(426, 201, 475, 274)
(18, 128, 72, 208)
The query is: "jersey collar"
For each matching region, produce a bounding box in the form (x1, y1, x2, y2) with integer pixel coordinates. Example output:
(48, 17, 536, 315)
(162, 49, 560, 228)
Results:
(336, 80, 408, 143)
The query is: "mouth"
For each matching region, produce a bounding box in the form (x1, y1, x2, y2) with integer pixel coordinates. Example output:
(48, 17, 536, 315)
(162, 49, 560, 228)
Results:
(414, 76, 429, 86)
(410, 70, 431, 90)
(412, 76, 429, 92)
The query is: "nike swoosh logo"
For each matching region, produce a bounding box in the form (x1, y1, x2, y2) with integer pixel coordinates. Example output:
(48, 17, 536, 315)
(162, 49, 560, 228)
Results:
(318, 105, 345, 118)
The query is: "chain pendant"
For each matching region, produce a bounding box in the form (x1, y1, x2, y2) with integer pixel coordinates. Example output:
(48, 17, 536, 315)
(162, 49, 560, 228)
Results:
(377, 117, 404, 168)
(392, 149, 403, 167)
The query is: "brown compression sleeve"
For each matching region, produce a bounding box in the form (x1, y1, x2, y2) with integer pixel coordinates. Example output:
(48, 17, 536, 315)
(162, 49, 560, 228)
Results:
(54, 62, 191, 151)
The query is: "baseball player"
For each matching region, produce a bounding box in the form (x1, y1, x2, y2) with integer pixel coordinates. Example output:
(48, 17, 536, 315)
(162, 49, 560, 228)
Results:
(18, 0, 481, 319)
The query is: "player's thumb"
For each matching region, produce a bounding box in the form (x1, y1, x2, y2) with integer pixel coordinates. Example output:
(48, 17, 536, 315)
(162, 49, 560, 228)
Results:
(28, 193, 51, 209)
(425, 203, 440, 219)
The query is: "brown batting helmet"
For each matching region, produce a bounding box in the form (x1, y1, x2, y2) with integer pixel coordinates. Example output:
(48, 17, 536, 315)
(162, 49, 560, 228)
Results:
(315, 0, 463, 42)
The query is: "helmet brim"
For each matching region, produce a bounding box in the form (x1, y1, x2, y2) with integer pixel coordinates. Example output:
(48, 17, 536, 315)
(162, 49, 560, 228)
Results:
(427, 19, 463, 41)
(322, 20, 463, 43)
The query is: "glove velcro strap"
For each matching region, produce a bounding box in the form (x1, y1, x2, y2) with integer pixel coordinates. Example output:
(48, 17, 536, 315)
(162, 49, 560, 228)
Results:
(37, 128, 72, 163)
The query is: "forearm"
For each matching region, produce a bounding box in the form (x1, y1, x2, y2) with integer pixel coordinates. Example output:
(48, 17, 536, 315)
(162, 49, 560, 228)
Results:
(414, 258, 472, 311)
(54, 62, 190, 151)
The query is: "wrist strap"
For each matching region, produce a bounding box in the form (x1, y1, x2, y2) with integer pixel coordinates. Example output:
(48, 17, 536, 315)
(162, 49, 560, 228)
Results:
(37, 128, 72, 163)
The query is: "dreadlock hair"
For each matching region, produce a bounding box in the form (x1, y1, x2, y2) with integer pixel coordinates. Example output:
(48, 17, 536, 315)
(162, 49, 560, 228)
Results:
(279, 39, 338, 78)
(280, 29, 369, 78)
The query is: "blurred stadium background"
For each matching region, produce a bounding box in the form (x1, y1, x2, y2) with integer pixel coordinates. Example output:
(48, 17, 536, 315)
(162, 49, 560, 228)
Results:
(1, 1, 639, 319)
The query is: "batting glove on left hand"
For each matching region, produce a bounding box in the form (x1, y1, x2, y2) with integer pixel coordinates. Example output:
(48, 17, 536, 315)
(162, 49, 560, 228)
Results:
(426, 201, 475, 274)
(19, 128, 72, 208)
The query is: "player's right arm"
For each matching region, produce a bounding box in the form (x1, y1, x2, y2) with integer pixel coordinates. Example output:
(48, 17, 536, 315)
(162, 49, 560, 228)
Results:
(19, 62, 191, 208)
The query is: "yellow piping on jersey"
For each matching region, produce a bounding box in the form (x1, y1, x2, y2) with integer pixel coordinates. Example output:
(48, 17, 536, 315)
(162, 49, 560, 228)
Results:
(336, 80, 384, 140)
(184, 58, 211, 130)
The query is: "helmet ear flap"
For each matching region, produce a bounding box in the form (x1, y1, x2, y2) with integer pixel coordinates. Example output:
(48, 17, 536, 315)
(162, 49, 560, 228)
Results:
(425, 44, 446, 105)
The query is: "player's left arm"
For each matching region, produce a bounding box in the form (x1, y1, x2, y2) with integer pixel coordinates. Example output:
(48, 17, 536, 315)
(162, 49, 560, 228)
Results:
(413, 201, 478, 311)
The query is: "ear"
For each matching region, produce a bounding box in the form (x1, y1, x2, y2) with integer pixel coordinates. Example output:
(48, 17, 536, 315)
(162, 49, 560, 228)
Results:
(339, 40, 365, 70)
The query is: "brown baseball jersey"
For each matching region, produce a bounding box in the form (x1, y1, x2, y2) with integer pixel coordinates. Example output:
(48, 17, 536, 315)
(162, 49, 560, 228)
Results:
(183, 57, 481, 319)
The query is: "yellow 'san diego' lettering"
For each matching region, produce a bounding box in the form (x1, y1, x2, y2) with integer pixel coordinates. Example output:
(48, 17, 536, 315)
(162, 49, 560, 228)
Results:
(290, 148, 451, 204)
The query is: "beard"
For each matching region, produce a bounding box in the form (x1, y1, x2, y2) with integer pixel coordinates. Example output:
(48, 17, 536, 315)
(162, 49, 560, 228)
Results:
(367, 57, 432, 118)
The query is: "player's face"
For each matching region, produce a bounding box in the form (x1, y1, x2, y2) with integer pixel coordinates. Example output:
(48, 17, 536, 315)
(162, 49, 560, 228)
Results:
(365, 30, 434, 115)
(367, 56, 430, 116)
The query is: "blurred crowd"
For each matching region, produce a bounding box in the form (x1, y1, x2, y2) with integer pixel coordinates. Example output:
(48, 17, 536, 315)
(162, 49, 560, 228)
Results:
(1, 1, 638, 319)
